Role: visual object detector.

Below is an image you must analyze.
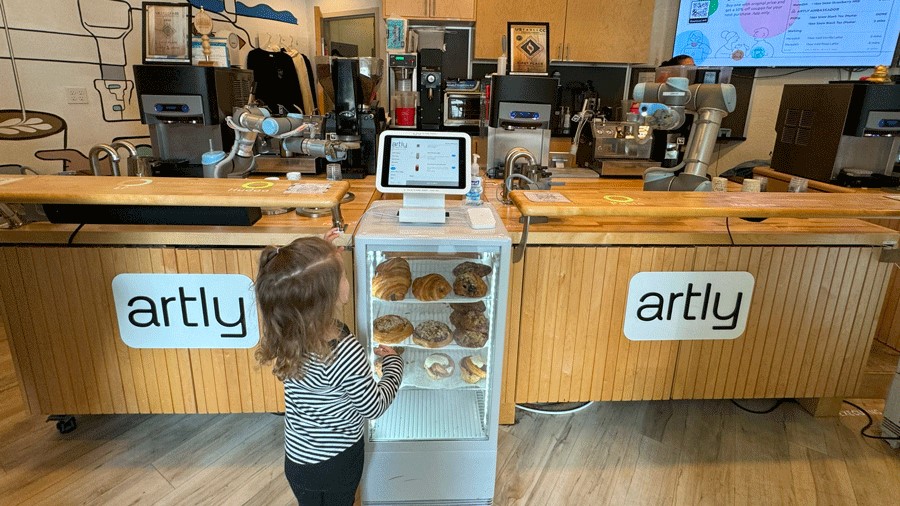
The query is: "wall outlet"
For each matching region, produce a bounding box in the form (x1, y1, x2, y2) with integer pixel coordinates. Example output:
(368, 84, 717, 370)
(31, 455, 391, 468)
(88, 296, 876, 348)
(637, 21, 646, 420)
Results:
(65, 87, 89, 104)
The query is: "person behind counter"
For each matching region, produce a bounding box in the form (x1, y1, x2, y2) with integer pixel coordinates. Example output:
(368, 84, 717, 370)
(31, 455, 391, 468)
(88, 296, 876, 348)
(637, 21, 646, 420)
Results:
(649, 54, 696, 169)
(254, 230, 403, 505)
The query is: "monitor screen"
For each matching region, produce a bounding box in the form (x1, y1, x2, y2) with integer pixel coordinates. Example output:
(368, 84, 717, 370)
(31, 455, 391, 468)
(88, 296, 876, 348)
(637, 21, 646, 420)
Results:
(376, 131, 470, 194)
(673, 1, 900, 67)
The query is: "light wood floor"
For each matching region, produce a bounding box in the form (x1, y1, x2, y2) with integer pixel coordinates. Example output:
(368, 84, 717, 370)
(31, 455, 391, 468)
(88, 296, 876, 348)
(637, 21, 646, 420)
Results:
(1, 335, 898, 505)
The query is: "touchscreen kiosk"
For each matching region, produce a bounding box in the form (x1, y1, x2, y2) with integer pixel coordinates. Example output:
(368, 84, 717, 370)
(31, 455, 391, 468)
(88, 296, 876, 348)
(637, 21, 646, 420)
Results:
(376, 130, 471, 223)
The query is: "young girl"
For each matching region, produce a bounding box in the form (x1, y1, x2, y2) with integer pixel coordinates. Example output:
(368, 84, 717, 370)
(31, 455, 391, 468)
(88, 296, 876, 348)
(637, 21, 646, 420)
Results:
(255, 230, 403, 505)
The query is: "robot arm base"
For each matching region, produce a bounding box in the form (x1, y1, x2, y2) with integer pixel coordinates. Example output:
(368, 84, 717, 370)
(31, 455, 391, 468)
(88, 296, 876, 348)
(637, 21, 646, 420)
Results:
(643, 171, 712, 192)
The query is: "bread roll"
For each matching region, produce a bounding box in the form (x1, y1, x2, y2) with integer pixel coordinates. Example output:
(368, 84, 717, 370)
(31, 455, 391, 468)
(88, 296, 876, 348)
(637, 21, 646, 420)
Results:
(412, 320, 452, 348)
(411, 273, 451, 301)
(452, 261, 492, 278)
(453, 327, 489, 348)
(460, 355, 487, 384)
(424, 353, 455, 380)
(450, 309, 489, 333)
(453, 272, 488, 298)
(373, 314, 414, 344)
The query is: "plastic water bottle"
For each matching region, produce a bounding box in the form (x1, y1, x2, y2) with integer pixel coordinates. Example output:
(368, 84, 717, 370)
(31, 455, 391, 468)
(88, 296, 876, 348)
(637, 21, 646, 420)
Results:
(465, 154, 482, 206)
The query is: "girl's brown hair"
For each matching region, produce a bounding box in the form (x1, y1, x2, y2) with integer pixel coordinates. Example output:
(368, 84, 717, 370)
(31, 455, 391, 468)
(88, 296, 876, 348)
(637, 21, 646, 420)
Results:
(254, 236, 344, 380)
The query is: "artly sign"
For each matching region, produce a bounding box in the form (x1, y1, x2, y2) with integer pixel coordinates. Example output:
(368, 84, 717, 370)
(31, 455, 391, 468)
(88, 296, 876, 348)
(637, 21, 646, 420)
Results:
(112, 274, 259, 349)
(623, 271, 755, 341)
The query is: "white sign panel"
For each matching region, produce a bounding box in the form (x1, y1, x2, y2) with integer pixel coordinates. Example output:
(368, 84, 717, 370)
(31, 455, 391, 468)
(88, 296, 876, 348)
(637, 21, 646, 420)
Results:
(112, 274, 259, 349)
(624, 271, 755, 341)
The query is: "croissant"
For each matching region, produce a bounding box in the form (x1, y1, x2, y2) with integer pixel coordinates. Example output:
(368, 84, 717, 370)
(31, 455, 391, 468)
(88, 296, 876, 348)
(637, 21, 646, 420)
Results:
(376, 257, 410, 276)
(372, 272, 411, 300)
(411, 274, 452, 301)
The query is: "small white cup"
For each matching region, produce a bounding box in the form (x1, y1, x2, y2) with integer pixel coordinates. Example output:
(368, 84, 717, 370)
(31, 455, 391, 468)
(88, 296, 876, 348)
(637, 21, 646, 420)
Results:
(286, 171, 302, 181)
(712, 177, 728, 192)
(741, 178, 761, 192)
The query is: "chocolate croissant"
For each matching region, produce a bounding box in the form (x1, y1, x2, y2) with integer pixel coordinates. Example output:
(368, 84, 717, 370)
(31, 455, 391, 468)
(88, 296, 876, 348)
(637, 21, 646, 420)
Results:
(411, 273, 452, 301)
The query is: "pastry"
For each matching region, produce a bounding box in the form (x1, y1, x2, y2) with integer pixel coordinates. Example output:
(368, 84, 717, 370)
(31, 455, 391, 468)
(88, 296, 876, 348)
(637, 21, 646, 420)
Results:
(460, 355, 487, 384)
(424, 353, 455, 380)
(449, 301, 486, 312)
(412, 320, 453, 348)
(374, 357, 383, 377)
(373, 314, 414, 344)
(452, 261, 493, 278)
(453, 327, 489, 348)
(411, 273, 452, 301)
(450, 309, 489, 333)
(375, 257, 410, 275)
(453, 271, 488, 298)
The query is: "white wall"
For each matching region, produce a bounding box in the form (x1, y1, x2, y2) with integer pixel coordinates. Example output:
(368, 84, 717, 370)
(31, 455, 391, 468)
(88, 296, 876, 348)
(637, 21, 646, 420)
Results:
(0, 0, 312, 174)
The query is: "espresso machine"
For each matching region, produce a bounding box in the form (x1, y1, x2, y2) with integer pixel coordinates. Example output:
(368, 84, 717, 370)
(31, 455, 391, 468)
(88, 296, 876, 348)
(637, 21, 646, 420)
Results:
(772, 83, 900, 187)
(418, 48, 443, 131)
(316, 57, 385, 177)
(387, 53, 418, 128)
(487, 74, 558, 199)
(134, 65, 253, 176)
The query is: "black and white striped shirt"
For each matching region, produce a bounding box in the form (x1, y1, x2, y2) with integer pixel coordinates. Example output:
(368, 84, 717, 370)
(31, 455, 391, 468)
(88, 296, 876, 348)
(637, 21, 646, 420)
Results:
(283, 326, 403, 465)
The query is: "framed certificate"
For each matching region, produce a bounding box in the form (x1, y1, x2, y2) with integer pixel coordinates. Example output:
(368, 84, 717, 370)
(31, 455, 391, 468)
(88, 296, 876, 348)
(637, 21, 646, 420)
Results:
(142, 2, 192, 64)
(507, 22, 550, 75)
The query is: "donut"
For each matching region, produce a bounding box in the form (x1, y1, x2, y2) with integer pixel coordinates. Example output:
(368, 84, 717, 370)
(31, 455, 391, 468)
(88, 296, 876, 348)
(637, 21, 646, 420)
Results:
(460, 355, 487, 384)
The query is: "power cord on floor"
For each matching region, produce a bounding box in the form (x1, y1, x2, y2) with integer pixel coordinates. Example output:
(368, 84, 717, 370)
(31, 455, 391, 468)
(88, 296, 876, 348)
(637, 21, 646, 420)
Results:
(516, 402, 594, 415)
(841, 400, 900, 441)
(730, 398, 795, 414)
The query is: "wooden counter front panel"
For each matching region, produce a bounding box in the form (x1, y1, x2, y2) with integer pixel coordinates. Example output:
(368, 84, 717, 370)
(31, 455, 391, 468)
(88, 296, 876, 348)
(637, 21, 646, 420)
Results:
(515, 246, 687, 403)
(0, 247, 356, 415)
(512, 245, 891, 405)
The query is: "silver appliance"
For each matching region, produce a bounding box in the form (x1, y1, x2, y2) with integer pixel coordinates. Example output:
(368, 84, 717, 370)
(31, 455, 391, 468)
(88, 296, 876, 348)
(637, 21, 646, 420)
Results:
(355, 201, 511, 505)
(772, 83, 900, 187)
(443, 79, 481, 130)
(134, 65, 253, 168)
(590, 118, 654, 176)
(486, 74, 557, 178)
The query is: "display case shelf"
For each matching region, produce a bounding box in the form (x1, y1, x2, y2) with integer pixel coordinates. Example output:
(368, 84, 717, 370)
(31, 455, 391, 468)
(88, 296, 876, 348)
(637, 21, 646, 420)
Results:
(386, 348, 488, 391)
(371, 389, 487, 441)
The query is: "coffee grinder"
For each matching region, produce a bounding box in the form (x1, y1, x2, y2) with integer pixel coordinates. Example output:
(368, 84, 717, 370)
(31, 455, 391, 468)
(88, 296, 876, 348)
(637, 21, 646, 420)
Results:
(316, 57, 385, 177)
(418, 48, 443, 131)
(387, 53, 418, 128)
(134, 65, 253, 176)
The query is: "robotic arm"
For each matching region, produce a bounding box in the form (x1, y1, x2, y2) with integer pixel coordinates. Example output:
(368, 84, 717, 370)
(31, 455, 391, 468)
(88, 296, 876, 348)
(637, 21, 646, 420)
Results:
(633, 77, 736, 191)
(213, 106, 357, 178)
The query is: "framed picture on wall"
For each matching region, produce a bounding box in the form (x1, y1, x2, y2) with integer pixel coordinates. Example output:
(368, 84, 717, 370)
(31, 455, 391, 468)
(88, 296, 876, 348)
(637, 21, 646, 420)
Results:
(142, 2, 192, 64)
(507, 22, 549, 75)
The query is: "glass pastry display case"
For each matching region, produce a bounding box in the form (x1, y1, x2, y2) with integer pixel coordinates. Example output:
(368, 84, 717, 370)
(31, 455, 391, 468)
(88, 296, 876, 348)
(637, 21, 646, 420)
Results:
(354, 200, 510, 505)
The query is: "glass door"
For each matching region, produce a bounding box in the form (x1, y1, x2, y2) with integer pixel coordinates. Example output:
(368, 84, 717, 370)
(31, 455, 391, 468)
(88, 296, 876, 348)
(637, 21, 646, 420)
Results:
(364, 247, 501, 442)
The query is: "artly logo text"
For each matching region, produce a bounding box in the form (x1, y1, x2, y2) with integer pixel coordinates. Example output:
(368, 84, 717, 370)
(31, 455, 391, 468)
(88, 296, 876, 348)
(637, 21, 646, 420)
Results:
(112, 274, 260, 349)
(623, 271, 754, 341)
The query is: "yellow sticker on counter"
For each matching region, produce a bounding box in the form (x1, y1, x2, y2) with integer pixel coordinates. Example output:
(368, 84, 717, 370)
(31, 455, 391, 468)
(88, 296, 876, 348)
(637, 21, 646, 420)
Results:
(0, 177, 24, 186)
(603, 195, 635, 204)
(114, 179, 153, 189)
(241, 181, 275, 190)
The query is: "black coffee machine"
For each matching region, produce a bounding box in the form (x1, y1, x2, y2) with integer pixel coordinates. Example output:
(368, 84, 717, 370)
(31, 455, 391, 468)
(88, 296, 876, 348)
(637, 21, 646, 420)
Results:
(317, 57, 385, 177)
(418, 48, 443, 131)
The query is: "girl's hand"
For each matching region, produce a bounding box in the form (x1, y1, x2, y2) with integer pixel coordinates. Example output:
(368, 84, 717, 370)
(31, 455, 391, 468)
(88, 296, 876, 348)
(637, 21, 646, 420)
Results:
(323, 227, 342, 243)
(374, 344, 398, 357)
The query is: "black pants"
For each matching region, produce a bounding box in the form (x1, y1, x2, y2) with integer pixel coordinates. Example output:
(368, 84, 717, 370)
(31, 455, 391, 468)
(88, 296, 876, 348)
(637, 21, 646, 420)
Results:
(284, 439, 364, 506)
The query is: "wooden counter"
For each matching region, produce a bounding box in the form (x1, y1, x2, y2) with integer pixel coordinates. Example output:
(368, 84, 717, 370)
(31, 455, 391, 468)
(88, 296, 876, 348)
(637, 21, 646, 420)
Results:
(1, 174, 898, 425)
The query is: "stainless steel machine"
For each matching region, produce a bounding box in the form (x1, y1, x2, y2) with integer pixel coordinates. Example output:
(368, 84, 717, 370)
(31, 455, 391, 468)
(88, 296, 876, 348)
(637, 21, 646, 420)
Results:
(772, 83, 900, 187)
(134, 65, 253, 175)
(486, 74, 558, 200)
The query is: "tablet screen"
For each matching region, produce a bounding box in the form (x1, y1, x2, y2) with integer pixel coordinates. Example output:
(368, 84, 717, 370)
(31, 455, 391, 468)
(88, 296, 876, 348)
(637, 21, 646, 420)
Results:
(377, 132, 469, 193)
